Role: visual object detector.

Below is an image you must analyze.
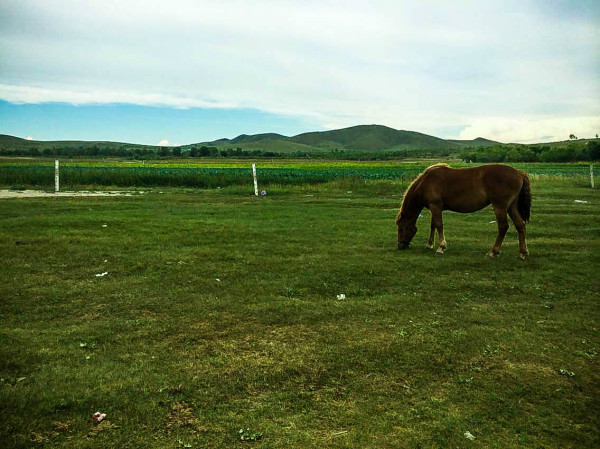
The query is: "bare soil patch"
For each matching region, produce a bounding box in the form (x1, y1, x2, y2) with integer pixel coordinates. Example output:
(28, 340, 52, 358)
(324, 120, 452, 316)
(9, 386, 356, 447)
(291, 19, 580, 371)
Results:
(0, 189, 144, 199)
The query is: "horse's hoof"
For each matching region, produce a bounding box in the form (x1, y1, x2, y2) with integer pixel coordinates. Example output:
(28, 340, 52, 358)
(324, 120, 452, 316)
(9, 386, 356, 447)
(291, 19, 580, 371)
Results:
(486, 251, 499, 259)
(435, 249, 444, 256)
(518, 253, 527, 260)
(426, 243, 434, 250)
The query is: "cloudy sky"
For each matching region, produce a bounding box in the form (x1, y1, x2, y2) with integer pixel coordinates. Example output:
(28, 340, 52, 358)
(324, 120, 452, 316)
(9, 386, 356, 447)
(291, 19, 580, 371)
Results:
(1, 0, 599, 144)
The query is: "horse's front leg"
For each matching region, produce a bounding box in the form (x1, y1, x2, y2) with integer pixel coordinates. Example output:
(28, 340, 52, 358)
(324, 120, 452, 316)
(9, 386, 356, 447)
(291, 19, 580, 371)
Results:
(430, 205, 446, 255)
(487, 207, 509, 257)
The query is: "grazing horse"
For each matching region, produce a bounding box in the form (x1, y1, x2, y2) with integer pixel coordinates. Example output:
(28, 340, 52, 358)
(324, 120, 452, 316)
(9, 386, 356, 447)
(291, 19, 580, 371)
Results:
(396, 163, 531, 259)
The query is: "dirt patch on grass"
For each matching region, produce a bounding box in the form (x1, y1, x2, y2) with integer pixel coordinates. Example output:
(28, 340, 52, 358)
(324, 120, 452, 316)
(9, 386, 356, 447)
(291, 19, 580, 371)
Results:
(165, 402, 208, 434)
(0, 189, 145, 199)
(87, 420, 119, 438)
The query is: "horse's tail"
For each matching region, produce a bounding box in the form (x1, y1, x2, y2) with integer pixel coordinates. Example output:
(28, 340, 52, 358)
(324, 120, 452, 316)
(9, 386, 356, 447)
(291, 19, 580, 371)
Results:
(518, 171, 531, 223)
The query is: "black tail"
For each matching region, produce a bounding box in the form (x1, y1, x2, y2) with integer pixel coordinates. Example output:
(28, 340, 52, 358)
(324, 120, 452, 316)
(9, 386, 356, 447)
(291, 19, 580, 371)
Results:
(518, 172, 531, 222)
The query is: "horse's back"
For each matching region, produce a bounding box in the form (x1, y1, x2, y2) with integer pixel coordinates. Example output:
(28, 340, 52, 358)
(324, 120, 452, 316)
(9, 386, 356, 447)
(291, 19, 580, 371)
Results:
(422, 164, 524, 212)
(478, 164, 524, 197)
(444, 164, 523, 189)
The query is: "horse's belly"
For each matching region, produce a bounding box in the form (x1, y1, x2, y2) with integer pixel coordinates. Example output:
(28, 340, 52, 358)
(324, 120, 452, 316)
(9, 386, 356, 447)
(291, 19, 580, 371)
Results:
(443, 196, 489, 213)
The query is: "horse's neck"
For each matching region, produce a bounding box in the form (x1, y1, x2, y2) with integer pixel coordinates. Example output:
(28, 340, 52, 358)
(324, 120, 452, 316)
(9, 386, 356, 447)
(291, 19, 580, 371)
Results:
(402, 187, 424, 221)
(402, 205, 423, 223)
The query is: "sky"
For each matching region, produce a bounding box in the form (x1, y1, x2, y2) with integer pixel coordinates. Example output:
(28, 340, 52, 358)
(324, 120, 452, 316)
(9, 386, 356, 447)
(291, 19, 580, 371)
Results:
(1, 0, 599, 145)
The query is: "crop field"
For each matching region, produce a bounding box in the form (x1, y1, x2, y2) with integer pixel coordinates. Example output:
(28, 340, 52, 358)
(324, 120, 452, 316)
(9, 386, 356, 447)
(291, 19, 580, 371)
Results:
(0, 159, 596, 190)
(1, 164, 599, 448)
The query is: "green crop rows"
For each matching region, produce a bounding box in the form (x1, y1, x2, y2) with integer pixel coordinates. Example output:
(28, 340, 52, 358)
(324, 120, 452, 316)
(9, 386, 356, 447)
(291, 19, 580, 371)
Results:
(0, 161, 595, 190)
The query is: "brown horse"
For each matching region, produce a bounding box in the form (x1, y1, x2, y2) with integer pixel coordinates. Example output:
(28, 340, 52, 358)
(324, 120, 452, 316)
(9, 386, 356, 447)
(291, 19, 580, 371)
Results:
(396, 163, 531, 259)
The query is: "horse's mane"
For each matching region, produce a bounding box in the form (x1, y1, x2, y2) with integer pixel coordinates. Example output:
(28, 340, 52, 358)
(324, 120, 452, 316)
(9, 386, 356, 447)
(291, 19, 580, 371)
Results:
(396, 163, 450, 223)
(424, 162, 450, 171)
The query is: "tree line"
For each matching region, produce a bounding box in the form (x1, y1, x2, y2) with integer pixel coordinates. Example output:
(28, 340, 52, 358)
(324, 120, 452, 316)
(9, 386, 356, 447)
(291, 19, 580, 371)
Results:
(0, 144, 441, 160)
(460, 140, 600, 163)
(2, 140, 598, 161)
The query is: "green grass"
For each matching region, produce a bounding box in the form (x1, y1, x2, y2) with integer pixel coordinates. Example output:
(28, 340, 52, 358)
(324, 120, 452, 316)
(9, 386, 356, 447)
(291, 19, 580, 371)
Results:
(1, 178, 599, 448)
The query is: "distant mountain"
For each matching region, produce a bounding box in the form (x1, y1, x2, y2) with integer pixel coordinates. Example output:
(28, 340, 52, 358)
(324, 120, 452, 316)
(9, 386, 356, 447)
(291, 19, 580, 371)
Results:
(0, 134, 156, 152)
(447, 137, 500, 147)
(230, 133, 287, 144)
(186, 132, 286, 148)
(195, 125, 501, 154)
(0, 134, 28, 143)
(1, 125, 506, 155)
(289, 125, 453, 151)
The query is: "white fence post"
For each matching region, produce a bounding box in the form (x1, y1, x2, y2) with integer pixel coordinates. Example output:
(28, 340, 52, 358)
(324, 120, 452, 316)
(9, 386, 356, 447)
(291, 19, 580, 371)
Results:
(591, 164, 595, 188)
(55, 160, 59, 192)
(252, 163, 258, 196)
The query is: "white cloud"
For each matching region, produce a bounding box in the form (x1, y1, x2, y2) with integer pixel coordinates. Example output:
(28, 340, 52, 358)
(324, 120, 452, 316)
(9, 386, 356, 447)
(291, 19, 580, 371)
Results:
(0, 84, 236, 109)
(25, 136, 34, 140)
(157, 139, 170, 146)
(1, 0, 599, 142)
(454, 117, 600, 143)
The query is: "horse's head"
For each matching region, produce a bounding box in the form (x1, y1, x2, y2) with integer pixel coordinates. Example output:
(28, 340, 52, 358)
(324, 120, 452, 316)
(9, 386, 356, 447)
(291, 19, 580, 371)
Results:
(397, 219, 417, 250)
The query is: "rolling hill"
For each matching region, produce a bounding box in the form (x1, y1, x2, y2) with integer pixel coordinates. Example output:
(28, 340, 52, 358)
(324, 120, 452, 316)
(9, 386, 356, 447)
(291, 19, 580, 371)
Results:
(288, 125, 452, 151)
(1, 125, 502, 155)
(447, 137, 500, 147)
(0, 134, 151, 150)
(195, 125, 500, 154)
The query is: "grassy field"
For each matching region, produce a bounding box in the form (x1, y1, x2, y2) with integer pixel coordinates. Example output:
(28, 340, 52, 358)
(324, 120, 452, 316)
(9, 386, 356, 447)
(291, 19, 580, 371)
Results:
(1, 175, 599, 448)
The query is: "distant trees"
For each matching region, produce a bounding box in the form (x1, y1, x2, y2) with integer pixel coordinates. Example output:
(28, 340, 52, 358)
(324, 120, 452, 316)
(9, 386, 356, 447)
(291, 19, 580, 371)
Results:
(460, 140, 600, 163)
(189, 146, 218, 157)
(0, 145, 155, 159)
(1, 139, 598, 162)
(587, 140, 600, 161)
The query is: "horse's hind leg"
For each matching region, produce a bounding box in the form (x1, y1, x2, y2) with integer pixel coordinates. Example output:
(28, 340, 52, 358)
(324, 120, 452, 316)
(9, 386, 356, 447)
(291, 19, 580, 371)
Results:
(487, 206, 509, 257)
(508, 203, 528, 259)
(430, 204, 446, 255)
(426, 216, 435, 249)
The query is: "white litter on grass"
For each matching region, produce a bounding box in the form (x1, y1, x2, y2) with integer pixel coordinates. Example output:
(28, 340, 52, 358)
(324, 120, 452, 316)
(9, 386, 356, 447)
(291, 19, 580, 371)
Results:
(92, 412, 106, 422)
(464, 431, 476, 441)
(489, 220, 497, 224)
(215, 279, 221, 282)
(102, 224, 107, 228)
(574, 200, 588, 203)
(332, 430, 349, 436)
(336, 294, 346, 301)
(95, 272, 108, 277)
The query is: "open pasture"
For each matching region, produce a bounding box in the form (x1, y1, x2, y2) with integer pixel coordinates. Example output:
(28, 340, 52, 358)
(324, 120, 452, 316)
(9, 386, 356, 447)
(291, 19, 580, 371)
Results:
(1, 174, 599, 448)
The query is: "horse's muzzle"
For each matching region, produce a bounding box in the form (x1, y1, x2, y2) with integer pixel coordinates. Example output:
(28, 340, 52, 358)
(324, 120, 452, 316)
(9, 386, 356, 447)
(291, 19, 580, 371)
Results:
(397, 241, 410, 250)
